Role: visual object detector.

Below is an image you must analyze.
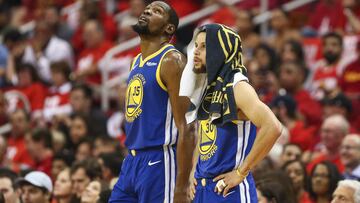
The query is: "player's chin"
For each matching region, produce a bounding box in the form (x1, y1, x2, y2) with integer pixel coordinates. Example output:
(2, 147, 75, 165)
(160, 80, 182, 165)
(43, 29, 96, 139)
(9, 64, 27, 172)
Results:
(132, 23, 149, 34)
(193, 65, 206, 74)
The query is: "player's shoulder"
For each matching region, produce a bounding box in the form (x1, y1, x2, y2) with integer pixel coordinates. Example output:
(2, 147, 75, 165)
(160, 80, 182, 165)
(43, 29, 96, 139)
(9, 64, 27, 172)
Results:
(163, 48, 186, 63)
(161, 48, 186, 71)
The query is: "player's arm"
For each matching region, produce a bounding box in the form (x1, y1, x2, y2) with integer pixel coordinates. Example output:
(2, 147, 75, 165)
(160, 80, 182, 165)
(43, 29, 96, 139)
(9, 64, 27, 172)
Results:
(233, 81, 282, 175)
(189, 136, 199, 200)
(161, 51, 196, 201)
(214, 81, 282, 196)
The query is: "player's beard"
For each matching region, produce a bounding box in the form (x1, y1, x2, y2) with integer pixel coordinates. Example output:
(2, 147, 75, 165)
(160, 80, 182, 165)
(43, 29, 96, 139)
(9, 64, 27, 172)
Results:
(132, 23, 150, 35)
(193, 65, 206, 74)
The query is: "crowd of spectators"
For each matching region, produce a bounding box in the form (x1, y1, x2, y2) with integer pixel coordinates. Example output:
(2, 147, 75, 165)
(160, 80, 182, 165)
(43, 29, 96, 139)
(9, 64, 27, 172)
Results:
(0, 0, 360, 202)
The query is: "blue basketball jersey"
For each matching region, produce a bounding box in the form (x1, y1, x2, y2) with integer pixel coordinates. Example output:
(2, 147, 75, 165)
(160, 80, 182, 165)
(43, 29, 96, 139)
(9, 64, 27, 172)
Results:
(125, 44, 178, 150)
(195, 120, 257, 179)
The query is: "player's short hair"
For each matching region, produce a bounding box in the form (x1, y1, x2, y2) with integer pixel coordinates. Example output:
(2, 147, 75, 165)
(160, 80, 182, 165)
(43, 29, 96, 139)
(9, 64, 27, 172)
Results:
(167, 5, 179, 31)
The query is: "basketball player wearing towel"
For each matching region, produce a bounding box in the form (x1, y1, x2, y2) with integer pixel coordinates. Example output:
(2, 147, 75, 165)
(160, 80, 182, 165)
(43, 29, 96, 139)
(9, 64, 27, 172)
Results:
(183, 24, 282, 202)
(109, 1, 194, 203)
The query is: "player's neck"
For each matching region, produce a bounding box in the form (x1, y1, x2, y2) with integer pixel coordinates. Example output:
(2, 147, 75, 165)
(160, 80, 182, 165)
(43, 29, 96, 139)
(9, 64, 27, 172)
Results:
(139, 36, 169, 58)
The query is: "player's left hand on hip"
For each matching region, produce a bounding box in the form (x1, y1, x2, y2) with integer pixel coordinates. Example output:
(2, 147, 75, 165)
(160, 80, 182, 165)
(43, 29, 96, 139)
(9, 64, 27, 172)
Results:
(213, 170, 243, 197)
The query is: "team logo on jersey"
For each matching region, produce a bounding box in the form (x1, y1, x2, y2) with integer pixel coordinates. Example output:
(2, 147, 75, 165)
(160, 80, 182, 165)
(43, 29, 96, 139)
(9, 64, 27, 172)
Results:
(201, 92, 212, 113)
(198, 120, 218, 161)
(146, 61, 157, 66)
(125, 74, 146, 122)
(201, 91, 229, 114)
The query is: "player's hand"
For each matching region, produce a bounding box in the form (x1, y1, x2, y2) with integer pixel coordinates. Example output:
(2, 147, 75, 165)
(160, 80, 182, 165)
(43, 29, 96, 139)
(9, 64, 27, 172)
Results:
(174, 186, 191, 203)
(188, 177, 197, 200)
(213, 170, 244, 196)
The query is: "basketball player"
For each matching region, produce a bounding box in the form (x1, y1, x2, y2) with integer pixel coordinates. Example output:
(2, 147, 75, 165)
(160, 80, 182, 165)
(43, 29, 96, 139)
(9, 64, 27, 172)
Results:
(186, 24, 282, 202)
(109, 2, 194, 203)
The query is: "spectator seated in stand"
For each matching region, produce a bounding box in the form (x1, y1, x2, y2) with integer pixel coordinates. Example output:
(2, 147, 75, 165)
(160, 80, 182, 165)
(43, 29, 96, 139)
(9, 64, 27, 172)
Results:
(270, 94, 318, 151)
(70, 158, 102, 203)
(0, 168, 20, 203)
(331, 179, 360, 203)
(16, 171, 53, 203)
(5, 109, 34, 172)
(73, 19, 113, 85)
(308, 161, 343, 203)
(43, 61, 72, 123)
(24, 128, 54, 176)
(21, 20, 74, 83)
(308, 115, 349, 173)
(279, 60, 323, 127)
(340, 134, 360, 181)
(6, 63, 47, 121)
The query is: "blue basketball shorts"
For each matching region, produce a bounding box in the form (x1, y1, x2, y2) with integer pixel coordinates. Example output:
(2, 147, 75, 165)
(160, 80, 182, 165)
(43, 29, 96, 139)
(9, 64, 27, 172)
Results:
(109, 146, 176, 203)
(193, 173, 258, 203)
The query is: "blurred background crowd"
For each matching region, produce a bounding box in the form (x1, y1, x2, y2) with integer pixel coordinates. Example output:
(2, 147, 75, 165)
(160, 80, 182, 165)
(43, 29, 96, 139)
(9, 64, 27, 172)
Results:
(0, 0, 360, 202)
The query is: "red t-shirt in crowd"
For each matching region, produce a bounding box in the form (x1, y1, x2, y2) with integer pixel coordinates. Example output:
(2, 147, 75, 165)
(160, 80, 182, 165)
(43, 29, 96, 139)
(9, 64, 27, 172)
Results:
(294, 89, 322, 126)
(34, 155, 53, 177)
(76, 40, 114, 84)
(6, 136, 34, 172)
(43, 83, 72, 121)
(339, 58, 360, 96)
(235, 0, 288, 10)
(289, 121, 319, 151)
(71, 16, 116, 55)
(307, 0, 343, 33)
(339, 58, 360, 132)
(167, 0, 201, 17)
(310, 57, 353, 101)
(336, 6, 360, 33)
(207, 7, 237, 28)
(259, 91, 275, 105)
(300, 191, 313, 203)
(6, 82, 47, 113)
(312, 64, 338, 91)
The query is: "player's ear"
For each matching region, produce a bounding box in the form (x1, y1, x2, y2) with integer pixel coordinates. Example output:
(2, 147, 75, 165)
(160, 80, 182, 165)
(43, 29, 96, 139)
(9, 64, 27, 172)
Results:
(165, 24, 175, 36)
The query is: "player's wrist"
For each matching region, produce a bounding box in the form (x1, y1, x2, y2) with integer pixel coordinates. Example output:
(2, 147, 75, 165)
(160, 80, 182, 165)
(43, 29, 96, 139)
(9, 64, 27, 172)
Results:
(235, 167, 250, 179)
(174, 186, 188, 194)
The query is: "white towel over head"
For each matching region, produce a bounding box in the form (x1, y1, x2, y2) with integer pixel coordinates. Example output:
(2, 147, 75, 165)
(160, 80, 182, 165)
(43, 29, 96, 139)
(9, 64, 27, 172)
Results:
(179, 28, 207, 124)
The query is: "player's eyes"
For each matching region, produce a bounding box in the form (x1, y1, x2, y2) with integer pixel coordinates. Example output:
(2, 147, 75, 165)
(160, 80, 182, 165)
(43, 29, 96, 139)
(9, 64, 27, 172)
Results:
(154, 8, 161, 14)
